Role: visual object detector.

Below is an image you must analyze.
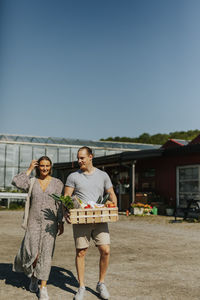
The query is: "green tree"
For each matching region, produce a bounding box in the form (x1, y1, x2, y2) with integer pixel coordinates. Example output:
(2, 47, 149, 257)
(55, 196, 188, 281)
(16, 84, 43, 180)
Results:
(100, 129, 200, 145)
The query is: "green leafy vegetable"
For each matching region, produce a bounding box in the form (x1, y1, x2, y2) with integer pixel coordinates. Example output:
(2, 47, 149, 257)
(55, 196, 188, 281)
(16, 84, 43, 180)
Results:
(50, 194, 74, 210)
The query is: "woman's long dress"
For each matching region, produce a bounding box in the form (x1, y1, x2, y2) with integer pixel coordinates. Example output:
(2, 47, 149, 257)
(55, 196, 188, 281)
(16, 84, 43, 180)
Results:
(12, 172, 63, 280)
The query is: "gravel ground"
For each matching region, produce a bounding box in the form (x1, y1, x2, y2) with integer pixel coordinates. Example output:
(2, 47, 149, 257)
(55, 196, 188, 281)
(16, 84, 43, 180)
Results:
(1, 211, 200, 300)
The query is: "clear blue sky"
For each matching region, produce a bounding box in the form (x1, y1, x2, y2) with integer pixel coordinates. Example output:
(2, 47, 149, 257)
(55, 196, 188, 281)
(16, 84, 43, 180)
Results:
(1, 0, 200, 141)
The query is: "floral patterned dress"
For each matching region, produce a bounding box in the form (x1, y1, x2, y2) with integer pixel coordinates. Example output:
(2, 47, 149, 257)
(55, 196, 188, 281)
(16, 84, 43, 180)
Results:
(12, 172, 63, 280)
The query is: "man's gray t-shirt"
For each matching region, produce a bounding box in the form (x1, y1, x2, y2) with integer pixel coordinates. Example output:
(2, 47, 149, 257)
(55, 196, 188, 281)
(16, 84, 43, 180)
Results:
(65, 168, 113, 204)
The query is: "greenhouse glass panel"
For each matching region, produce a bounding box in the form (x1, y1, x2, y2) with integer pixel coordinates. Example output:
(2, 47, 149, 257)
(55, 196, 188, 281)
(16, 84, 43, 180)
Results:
(46, 147, 58, 163)
(6, 144, 19, 167)
(0, 167, 5, 188)
(58, 148, 70, 162)
(19, 167, 28, 173)
(105, 150, 118, 156)
(5, 167, 18, 187)
(93, 149, 106, 157)
(0, 144, 6, 167)
(71, 148, 79, 162)
(20, 145, 33, 167)
(33, 147, 45, 159)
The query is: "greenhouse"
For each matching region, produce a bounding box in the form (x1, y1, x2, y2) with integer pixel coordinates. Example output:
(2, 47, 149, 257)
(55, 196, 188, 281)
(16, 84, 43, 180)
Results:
(0, 134, 160, 189)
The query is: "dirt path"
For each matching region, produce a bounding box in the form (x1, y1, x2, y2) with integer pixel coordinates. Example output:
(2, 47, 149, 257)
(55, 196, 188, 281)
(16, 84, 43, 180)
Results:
(1, 211, 200, 299)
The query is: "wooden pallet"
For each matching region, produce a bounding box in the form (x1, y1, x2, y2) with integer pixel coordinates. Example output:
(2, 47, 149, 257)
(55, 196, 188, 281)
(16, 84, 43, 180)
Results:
(69, 207, 119, 224)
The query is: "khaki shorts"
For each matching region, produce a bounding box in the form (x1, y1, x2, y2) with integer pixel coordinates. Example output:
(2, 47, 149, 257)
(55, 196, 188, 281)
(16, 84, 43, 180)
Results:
(73, 223, 110, 249)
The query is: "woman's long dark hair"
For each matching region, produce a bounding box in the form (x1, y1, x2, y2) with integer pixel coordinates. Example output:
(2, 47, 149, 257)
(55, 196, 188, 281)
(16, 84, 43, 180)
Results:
(36, 156, 52, 177)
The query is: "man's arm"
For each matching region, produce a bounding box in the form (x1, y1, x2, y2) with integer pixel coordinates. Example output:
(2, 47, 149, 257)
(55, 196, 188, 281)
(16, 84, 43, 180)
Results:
(64, 186, 74, 197)
(106, 187, 118, 206)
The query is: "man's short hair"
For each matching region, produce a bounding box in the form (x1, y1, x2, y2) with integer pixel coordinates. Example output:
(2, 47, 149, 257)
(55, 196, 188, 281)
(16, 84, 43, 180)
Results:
(78, 146, 93, 156)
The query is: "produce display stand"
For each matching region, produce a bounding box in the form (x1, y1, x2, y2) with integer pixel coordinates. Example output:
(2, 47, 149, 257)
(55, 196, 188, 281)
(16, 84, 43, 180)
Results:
(69, 207, 119, 224)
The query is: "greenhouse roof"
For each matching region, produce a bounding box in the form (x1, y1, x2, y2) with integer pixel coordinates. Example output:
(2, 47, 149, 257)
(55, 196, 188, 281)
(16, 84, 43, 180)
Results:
(0, 134, 160, 150)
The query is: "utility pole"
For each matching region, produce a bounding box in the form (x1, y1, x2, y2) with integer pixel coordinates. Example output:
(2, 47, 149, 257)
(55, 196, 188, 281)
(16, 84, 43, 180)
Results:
(131, 161, 136, 203)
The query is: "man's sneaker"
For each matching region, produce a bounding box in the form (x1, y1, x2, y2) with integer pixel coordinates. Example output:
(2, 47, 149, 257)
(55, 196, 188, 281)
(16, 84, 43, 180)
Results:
(29, 276, 38, 293)
(73, 287, 85, 300)
(96, 282, 110, 299)
(39, 286, 49, 300)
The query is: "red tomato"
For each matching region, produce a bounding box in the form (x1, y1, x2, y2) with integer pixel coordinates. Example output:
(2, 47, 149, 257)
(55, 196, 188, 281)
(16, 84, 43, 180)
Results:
(84, 204, 91, 209)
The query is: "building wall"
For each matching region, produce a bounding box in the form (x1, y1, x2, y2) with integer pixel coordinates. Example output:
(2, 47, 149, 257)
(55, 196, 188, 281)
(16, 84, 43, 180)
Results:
(136, 153, 200, 206)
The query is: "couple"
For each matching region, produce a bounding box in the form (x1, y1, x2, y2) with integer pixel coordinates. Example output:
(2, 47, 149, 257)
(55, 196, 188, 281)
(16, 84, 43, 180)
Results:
(12, 146, 117, 300)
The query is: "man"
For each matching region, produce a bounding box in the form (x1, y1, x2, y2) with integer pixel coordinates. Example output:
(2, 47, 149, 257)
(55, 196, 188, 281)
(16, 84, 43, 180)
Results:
(64, 146, 117, 300)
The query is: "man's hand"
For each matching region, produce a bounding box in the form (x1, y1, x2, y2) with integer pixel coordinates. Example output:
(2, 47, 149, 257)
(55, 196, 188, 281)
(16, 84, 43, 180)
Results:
(57, 222, 64, 236)
(63, 209, 72, 224)
(106, 187, 118, 206)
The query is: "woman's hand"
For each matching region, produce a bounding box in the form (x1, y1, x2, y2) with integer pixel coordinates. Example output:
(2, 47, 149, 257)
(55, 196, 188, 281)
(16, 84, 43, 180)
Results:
(26, 160, 38, 176)
(57, 222, 64, 236)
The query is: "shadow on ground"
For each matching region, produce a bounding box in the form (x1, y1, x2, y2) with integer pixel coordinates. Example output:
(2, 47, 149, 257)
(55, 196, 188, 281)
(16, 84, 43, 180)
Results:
(0, 264, 100, 298)
(0, 263, 29, 290)
(47, 266, 100, 297)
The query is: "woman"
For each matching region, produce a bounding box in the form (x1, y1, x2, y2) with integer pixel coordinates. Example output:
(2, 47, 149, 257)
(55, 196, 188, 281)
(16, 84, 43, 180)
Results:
(12, 156, 64, 300)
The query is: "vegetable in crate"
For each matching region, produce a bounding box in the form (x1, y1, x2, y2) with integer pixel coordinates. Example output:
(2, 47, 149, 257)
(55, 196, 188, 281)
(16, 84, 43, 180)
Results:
(49, 194, 74, 210)
(71, 195, 81, 208)
(106, 203, 116, 208)
(101, 193, 110, 204)
(97, 196, 102, 204)
(96, 193, 110, 204)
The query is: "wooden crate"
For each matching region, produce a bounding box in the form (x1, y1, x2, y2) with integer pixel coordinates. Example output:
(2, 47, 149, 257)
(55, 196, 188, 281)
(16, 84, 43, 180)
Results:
(69, 207, 119, 224)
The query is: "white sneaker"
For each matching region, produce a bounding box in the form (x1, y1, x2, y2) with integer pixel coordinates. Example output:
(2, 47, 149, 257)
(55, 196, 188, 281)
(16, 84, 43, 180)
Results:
(39, 286, 49, 300)
(74, 287, 85, 300)
(29, 276, 38, 293)
(96, 282, 110, 299)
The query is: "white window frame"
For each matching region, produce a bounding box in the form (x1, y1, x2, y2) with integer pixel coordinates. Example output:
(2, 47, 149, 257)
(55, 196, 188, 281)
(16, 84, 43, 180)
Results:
(176, 165, 200, 207)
